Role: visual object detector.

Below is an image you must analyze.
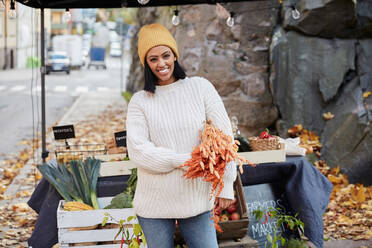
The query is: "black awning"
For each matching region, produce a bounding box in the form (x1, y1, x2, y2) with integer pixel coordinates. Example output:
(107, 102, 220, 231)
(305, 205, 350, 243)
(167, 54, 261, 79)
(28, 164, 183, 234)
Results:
(16, 0, 260, 9)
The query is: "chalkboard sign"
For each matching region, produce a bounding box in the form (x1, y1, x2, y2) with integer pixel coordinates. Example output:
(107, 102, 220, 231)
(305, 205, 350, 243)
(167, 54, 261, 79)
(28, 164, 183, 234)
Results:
(114, 131, 127, 147)
(244, 183, 289, 248)
(53, 125, 75, 140)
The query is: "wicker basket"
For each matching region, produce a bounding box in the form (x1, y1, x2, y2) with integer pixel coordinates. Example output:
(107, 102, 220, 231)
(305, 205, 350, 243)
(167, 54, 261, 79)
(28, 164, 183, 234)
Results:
(248, 136, 281, 151)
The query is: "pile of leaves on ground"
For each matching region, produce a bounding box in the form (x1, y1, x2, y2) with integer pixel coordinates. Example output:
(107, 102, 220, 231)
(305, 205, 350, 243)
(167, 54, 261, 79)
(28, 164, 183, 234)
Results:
(0, 203, 37, 247)
(288, 124, 372, 241)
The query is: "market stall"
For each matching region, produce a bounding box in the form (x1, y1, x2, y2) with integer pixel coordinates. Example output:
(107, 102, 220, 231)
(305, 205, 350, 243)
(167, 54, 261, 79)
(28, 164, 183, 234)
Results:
(27, 156, 332, 247)
(12, 1, 332, 247)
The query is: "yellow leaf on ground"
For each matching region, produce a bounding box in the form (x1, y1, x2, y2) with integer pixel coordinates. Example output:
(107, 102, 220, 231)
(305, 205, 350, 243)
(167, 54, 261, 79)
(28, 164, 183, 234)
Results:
(35, 171, 42, 180)
(337, 214, 353, 226)
(363, 91, 372, 99)
(351, 185, 366, 203)
(328, 174, 343, 184)
(330, 166, 340, 176)
(323, 112, 335, 120)
(22, 154, 29, 160)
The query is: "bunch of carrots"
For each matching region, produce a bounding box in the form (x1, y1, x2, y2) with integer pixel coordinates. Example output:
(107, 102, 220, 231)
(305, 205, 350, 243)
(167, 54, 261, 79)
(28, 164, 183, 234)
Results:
(180, 120, 254, 197)
(179, 120, 255, 231)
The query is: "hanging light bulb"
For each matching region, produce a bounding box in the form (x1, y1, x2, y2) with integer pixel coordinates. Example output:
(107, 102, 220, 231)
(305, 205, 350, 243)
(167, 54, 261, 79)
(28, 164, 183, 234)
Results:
(226, 12, 235, 27)
(291, 8, 300, 20)
(9, 0, 17, 19)
(172, 10, 180, 26)
(137, 0, 150, 5)
(63, 8, 71, 23)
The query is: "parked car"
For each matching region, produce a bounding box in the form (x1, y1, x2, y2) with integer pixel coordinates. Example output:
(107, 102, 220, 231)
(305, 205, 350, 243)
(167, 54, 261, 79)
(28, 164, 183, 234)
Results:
(46, 51, 71, 74)
(110, 42, 122, 57)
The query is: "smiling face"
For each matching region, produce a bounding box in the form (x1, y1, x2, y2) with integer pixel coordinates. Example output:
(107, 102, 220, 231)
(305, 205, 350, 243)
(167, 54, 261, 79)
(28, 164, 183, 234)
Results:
(146, 45, 176, 86)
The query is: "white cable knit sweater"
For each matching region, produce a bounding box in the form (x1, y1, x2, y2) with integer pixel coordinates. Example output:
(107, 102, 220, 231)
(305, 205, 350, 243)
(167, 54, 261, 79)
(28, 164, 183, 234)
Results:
(126, 76, 237, 219)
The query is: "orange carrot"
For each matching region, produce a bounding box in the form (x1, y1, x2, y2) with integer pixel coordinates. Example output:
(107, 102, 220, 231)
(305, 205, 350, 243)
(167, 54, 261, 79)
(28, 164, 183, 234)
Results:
(179, 120, 255, 199)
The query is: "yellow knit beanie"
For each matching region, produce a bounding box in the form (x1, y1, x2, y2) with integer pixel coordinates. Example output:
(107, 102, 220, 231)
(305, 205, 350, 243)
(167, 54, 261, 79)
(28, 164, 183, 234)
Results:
(137, 23, 179, 66)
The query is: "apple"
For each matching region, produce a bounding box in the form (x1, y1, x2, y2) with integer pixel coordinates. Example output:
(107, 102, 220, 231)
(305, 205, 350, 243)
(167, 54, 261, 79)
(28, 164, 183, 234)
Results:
(227, 204, 237, 214)
(220, 214, 229, 222)
(230, 212, 240, 221)
(214, 208, 222, 216)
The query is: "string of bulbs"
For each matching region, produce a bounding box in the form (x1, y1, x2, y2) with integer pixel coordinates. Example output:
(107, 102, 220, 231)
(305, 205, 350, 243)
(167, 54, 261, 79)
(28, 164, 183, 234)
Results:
(2, 0, 301, 24)
(137, 0, 301, 27)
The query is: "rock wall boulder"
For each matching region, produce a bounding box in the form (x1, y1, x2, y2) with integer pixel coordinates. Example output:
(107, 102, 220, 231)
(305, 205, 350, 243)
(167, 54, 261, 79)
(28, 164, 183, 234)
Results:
(282, 0, 372, 38)
(271, 27, 372, 184)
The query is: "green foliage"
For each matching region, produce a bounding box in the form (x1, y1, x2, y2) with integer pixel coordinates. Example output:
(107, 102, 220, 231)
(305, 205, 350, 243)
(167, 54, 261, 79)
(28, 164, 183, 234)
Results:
(122, 91, 133, 103)
(102, 212, 146, 247)
(284, 238, 308, 248)
(104, 192, 133, 209)
(252, 207, 306, 248)
(26, 56, 41, 68)
(104, 168, 137, 209)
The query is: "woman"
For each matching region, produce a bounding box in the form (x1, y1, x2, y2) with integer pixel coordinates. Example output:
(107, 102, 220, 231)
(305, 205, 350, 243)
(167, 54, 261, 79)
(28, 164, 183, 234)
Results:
(126, 23, 237, 248)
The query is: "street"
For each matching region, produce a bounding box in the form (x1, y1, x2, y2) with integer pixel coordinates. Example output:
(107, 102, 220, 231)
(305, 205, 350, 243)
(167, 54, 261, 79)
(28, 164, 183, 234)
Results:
(0, 56, 130, 158)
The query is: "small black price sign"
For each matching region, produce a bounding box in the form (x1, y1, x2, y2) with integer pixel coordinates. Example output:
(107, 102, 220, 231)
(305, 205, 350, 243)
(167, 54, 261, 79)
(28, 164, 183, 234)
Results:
(114, 130, 127, 147)
(53, 125, 75, 140)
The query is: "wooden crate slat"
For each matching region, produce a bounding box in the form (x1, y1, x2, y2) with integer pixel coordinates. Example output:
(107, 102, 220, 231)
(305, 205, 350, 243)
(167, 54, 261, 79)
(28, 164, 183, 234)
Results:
(57, 208, 135, 228)
(218, 228, 249, 240)
(219, 219, 250, 230)
(60, 242, 146, 248)
(99, 160, 137, 177)
(239, 149, 285, 164)
(59, 228, 134, 243)
(57, 197, 136, 228)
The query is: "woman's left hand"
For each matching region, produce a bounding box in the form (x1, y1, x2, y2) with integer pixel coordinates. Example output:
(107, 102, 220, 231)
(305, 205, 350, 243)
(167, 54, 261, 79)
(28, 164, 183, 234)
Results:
(215, 197, 234, 209)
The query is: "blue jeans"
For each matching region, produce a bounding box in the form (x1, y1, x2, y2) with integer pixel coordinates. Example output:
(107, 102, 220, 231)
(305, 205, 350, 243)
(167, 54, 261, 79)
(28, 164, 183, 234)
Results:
(137, 211, 218, 248)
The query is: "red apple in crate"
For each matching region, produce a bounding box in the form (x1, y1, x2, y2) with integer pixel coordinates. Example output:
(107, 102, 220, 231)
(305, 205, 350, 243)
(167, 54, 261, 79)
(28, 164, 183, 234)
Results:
(230, 212, 240, 221)
(214, 206, 222, 216)
(227, 204, 237, 214)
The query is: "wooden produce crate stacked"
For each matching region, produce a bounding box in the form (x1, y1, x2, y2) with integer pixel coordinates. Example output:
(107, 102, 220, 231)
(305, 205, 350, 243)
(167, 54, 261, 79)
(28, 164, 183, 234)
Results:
(57, 197, 144, 248)
(217, 174, 250, 240)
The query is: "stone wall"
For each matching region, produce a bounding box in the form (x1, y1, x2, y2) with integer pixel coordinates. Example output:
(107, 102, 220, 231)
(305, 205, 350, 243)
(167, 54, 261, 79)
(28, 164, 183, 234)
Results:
(272, 0, 372, 184)
(126, 0, 372, 184)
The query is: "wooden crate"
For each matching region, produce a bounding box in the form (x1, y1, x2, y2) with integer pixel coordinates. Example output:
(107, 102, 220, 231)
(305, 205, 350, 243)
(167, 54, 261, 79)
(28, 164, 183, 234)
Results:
(217, 174, 250, 240)
(57, 197, 146, 248)
(238, 145, 286, 164)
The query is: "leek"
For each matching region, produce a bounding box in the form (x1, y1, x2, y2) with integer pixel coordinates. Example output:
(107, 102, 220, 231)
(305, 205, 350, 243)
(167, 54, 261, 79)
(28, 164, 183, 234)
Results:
(38, 158, 101, 209)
